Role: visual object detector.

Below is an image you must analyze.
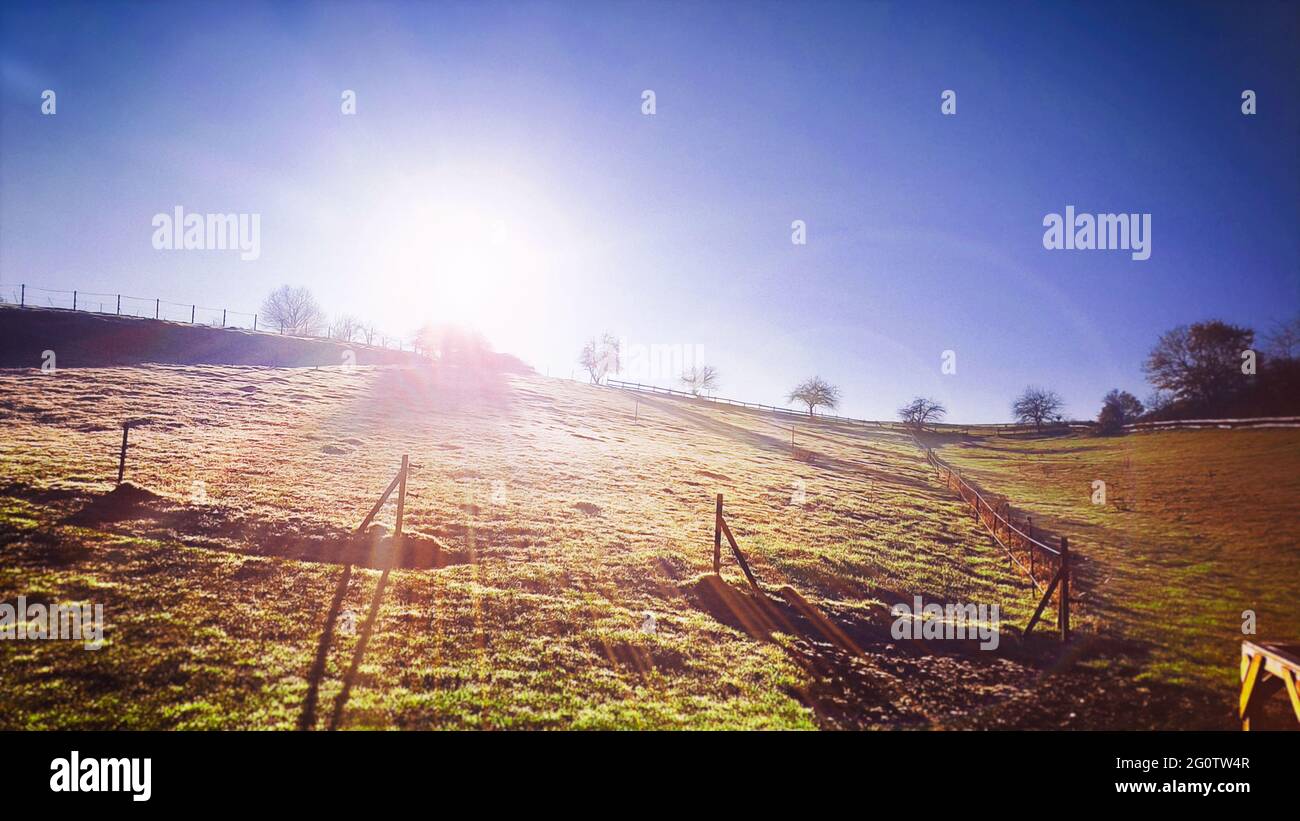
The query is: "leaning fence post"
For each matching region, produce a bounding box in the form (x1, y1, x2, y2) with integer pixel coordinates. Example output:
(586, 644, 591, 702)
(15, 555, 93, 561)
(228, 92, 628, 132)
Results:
(1058, 536, 1070, 641)
(713, 494, 723, 574)
(116, 422, 131, 485)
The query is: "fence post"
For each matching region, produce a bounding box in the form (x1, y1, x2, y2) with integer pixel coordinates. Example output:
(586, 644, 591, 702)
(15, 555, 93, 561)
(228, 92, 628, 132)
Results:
(191, 305, 195, 323)
(222, 309, 226, 327)
(20, 284, 25, 306)
(253, 314, 258, 331)
(1058, 537, 1070, 641)
(73, 290, 77, 310)
(713, 494, 723, 574)
(155, 299, 159, 319)
(116, 294, 121, 315)
(116, 422, 130, 485)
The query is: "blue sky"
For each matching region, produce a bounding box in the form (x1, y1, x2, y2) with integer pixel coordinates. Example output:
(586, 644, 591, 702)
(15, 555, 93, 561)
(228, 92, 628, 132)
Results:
(2, 0, 1296, 421)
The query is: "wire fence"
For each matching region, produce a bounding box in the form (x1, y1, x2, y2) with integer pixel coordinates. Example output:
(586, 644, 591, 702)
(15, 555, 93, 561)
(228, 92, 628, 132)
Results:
(0, 282, 412, 351)
(916, 437, 1076, 638)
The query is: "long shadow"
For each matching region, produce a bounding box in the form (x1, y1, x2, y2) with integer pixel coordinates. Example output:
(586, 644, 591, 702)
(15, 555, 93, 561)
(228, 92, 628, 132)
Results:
(298, 563, 353, 731)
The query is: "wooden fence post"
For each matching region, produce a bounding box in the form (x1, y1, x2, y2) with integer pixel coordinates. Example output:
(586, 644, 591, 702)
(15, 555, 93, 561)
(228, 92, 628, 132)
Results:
(116, 294, 121, 315)
(1059, 536, 1070, 641)
(191, 305, 196, 323)
(155, 299, 159, 319)
(20, 284, 25, 306)
(713, 494, 723, 574)
(116, 422, 130, 485)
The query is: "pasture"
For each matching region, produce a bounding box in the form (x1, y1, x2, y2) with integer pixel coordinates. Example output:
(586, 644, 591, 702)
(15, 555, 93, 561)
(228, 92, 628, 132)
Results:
(0, 364, 1285, 728)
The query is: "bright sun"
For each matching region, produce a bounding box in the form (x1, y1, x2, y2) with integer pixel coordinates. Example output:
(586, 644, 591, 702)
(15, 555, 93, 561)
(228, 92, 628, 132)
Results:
(363, 167, 562, 338)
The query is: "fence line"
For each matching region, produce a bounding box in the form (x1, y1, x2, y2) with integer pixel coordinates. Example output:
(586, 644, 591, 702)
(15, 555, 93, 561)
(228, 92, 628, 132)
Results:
(605, 379, 1299, 435)
(915, 438, 1071, 639)
(1125, 416, 1300, 431)
(0, 281, 412, 352)
(915, 436, 1066, 641)
(605, 378, 1088, 435)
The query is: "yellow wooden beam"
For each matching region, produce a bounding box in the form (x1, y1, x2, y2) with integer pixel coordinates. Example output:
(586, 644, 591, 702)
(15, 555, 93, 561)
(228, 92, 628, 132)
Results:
(1240, 653, 1264, 723)
(1283, 668, 1300, 723)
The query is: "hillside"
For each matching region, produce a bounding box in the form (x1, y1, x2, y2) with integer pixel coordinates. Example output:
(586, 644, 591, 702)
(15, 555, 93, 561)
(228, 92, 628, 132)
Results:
(0, 305, 430, 368)
(0, 362, 1283, 728)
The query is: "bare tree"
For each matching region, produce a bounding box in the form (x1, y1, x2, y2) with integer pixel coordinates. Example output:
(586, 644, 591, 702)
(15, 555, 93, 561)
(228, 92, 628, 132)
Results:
(787, 376, 841, 418)
(680, 365, 720, 396)
(1144, 320, 1254, 405)
(328, 314, 364, 343)
(260, 285, 325, 336)
(898, 397, 947, 432)
(578, 332, 620, 384)
(1265, 315, 1300, 361)
(1012, 386, 1065, 432)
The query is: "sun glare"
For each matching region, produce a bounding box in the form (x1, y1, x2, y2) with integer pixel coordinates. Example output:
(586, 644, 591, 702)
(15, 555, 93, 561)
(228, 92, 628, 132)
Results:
(364, 169, 563, 341)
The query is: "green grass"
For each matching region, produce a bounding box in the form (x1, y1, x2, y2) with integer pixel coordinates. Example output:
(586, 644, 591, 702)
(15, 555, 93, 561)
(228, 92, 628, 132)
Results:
(1, 365, 1285, 728)
(925, 428, 1300, 693)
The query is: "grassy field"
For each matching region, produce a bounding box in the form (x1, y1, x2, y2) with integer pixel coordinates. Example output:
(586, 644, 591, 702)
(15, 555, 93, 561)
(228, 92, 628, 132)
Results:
(923, 429, 1300, 702)
(0, 363, 1288, 729)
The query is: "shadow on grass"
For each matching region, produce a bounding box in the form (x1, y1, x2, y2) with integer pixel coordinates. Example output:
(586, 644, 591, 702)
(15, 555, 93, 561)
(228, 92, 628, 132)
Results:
(57, 481, 473, 571)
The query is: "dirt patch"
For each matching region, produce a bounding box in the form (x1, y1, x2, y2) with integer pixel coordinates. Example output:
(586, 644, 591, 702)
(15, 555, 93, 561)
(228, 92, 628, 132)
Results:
(56, 483, 472, 571)
(64, 482, 170, 526)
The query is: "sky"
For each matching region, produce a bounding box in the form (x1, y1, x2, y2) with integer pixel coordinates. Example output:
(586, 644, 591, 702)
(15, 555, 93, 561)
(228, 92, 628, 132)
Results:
(2, 0, 1296, 422)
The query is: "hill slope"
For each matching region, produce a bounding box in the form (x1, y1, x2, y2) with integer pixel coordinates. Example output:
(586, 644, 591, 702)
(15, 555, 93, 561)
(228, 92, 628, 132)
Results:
(0, 363, 1266, 728)
(0, 305, 428, 368)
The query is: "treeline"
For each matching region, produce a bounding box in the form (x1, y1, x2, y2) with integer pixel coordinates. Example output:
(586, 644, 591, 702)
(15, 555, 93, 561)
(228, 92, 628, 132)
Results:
(907, 317, 1300, 435)
(259, 284, 519, 368)
(1138, 318, 1300, 422)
